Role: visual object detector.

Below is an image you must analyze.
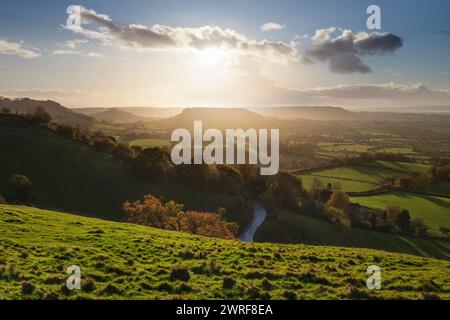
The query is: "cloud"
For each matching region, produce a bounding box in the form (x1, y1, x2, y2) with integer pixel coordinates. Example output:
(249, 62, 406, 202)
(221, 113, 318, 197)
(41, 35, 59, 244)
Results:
(66, 7, 298, 63)
(63, 39, 89, 49)
(66, 7, 404, 73)
(303, 28, 403, 73)
(51, 49, 103, 58)
(282, 83, 450, 101)
(0, 39, 41, 59)
(260, 22, 286, 31)
(439, 28, 450, 35)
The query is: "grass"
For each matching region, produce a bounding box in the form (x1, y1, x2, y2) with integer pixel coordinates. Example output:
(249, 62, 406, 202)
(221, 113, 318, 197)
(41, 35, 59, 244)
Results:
(374, 147, 416, 155)
(297, 161, 432, 193)
(256, 209, 450, 260)
(351, 192, 450, 238)
(297, 161, 429, 193)
(319, 143, 375, 153)
(1, 205, 449, 300)
(430, 182, 450, 196)
(0, 116, 241, 222)
(129, 139, 171, 148)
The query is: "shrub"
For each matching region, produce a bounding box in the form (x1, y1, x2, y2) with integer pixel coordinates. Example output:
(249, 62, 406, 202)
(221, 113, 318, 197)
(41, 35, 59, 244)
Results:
(170, 267, 190, 282)
(222, 276, 236, 289)
(7, 174, 33, 203)
(411, 218, 428, 237)
(21, 281, 35, 295)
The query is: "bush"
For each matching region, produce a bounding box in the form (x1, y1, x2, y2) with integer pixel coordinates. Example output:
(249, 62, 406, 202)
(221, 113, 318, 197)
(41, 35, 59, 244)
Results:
(411, 218, 428, 237)
(0, 194, 6, 204)
(7, 174, 33, 203)
(21, 281, 35, 295)
(170, 267, 190, 282)
(222, 276, 236, 289)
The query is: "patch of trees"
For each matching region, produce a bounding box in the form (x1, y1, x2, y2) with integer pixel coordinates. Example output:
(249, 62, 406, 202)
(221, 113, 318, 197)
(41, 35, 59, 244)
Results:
(123, 195, 238, 240)
(395, 165, 450, 193)
(4, 174, 34, 204)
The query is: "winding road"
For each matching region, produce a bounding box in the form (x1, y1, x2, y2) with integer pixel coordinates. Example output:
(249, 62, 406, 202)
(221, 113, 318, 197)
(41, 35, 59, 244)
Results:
(239, 202, 267, 242)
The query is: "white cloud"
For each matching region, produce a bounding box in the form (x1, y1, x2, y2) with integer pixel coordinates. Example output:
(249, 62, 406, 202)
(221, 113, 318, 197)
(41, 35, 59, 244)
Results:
(0, 39, 41, 59)
(260, 22, 286, 31)
(65, 7, 298, 63)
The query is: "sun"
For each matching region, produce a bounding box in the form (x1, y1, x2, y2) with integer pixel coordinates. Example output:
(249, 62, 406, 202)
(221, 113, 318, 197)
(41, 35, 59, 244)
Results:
(193, 48, 230, 71)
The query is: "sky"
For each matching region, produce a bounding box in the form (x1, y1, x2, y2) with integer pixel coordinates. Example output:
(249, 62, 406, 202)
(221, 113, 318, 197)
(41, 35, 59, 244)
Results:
(0, 0, 450, 109)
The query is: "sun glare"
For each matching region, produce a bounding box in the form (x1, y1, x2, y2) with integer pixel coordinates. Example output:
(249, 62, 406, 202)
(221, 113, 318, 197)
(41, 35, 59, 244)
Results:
(193, 48, 230, 71)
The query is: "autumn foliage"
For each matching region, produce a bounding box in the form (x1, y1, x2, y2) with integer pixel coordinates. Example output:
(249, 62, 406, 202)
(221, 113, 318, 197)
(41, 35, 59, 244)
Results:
(123, 195, 239, 240)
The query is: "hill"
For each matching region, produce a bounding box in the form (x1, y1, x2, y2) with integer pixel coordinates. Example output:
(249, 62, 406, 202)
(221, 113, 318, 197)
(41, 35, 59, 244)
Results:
(0, 97, 94, 128)
(252, 106, 357, 121)
(0, 114, 244, 222)
(1, 204, 449, 300)
(159, 108, 272, 130)
(86, 108, 142, 123)
(257, 208, 450, 260)
(74, 107, 183, 119)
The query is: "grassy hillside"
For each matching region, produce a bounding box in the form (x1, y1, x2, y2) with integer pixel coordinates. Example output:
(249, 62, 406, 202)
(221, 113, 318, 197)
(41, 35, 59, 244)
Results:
(1, 205, 449, 300)
(256, 209, 450, 260)
(351, 192, 450, 238)
(0, 115, 244, 222)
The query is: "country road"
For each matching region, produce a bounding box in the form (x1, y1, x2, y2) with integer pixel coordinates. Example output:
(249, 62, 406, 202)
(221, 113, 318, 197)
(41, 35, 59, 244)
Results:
(239, 202, 267, 242)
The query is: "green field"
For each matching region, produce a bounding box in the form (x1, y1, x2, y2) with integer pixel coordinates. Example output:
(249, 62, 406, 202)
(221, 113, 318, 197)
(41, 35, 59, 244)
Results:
(1, 205, 449, 300)
(297, 161, 430, 193)
(257, 209, 450, 260)
(430, 182, 450, 196)
(318, 143, 374, 153)
(0, 116, 240, 222)
(129, 139, 171, 148)
(374, 147, 416, 154)
(351, 192, 450, 238)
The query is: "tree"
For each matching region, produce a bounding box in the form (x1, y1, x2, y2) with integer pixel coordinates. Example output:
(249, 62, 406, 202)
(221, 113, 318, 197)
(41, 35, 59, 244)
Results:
(131, 147, 173, 180)
(309, 177, 323, 200)
(123, 194, 238, 240)
(386, 205, 411, 233)
(8, 174, 33, 203)
(326, 190, 349, 212)
(1, 107, 11, 114)
(324, 206, 350, 232)
(411, 218, 428, 237)
(30, 106, 52, 124)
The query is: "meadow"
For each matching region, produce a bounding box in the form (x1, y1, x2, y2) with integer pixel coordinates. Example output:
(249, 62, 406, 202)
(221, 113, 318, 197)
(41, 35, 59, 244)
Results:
(256, 208, 450, 260)
(351, 192, 450, 238)
(297, 161, 431, 192)
(1, 205, 449, 300)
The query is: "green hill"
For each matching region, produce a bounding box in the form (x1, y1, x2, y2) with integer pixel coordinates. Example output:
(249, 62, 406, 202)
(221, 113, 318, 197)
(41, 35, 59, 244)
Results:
(1, 205, 449, 300)
(257, 209, 450, 260)
(0, 115, 244, 222)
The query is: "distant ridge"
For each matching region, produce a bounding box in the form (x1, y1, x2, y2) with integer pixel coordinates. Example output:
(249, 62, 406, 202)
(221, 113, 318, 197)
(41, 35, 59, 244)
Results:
(74, 107, 183, 119)
(0, 97, 94, 128)
(251, 106, 357, 121)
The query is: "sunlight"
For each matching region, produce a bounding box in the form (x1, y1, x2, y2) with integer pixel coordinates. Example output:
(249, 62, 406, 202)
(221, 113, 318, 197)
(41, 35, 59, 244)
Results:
(192, 48, 230, 72)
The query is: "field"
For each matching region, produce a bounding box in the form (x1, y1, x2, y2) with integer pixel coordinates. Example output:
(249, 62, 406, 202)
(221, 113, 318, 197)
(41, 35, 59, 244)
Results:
(1, 205, 449, 300)
(297, 161, 431, 192)
(129, 138, 171, 148)
(256, 209, 450, 260)
(351, 192, 450, 238)
(0, 116, 241, 222)
(430, 182, 450, 196)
